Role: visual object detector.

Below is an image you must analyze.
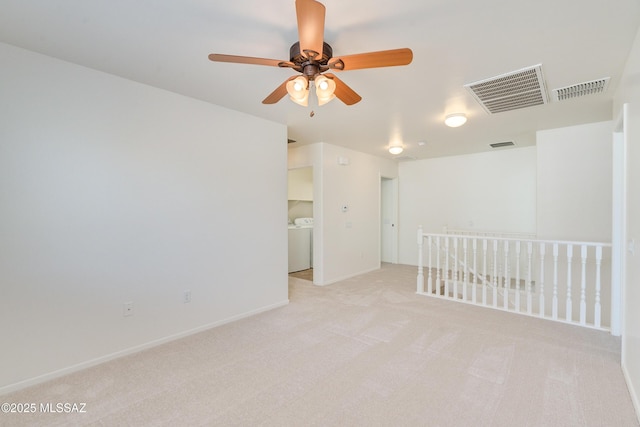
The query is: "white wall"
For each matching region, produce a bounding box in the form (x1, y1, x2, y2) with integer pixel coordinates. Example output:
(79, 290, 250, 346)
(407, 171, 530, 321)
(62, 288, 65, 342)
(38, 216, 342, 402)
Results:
(0, 43, 288, 393)
(398, 147, 537, 265)
(321, 144, 398, 283)
(288, 167, 313, 201)
(288, 143, 398, 285)
(614, 25, 640, 421)
(536, 121, 613, 241)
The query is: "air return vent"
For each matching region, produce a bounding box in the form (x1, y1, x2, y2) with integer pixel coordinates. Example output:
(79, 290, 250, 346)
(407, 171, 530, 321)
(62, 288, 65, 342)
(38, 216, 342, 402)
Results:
(552, 78, 610, 101)
(394, 155, 416, 162)
(464, 64, 549, 114)
(490, 141, 515, 148)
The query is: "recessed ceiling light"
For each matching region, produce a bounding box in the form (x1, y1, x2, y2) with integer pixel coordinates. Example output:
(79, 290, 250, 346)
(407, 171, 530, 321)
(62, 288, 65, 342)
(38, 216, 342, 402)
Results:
(444, 113, 467, 127)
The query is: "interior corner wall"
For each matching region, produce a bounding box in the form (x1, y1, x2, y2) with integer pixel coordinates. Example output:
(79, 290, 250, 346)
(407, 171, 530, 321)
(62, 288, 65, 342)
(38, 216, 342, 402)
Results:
(0, 42, 288, 393)
(288, 143, 398, 285)
(397, 147, 537, 266)
(536, 122, 613, 242)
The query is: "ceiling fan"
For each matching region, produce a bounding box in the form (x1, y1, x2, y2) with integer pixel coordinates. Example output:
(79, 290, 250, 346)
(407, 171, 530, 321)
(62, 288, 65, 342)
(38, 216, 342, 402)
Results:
(208, 0, 413, 106)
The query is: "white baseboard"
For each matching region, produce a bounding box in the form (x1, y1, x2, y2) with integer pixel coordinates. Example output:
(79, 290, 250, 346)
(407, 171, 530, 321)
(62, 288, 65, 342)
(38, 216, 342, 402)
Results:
(319, 266, 380, 286)
(0, 299, 289, 396)
(622, 362, 640, 424)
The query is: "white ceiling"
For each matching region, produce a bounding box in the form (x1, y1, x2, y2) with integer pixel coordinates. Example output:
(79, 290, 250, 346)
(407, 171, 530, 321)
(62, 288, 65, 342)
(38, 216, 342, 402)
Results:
(1, 0, 639, 159)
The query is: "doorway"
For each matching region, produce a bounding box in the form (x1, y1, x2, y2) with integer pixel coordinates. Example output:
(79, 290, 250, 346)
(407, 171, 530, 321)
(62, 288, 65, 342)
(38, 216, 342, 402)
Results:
(381, 177, 399, 264)
(288, 166, 314, 282)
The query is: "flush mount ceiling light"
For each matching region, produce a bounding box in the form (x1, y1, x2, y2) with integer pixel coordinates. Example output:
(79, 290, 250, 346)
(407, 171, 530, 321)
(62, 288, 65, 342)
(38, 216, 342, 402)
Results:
(444, 113, 467, 127)
(389, 145, 404, 155)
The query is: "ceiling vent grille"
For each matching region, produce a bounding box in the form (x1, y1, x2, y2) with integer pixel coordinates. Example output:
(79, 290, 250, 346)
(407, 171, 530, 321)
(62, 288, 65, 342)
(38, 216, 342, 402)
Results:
(552, 77, 610, 101)
(394, 155, 416, 162)
(490, 141, 515, 148)
(464, 64, 549, 114)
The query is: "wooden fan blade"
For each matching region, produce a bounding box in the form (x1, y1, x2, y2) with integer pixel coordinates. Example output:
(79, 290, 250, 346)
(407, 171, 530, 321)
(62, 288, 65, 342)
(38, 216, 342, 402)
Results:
(325, 73, 362, 105)
(296, 0, 325, 60)
(262, 76, 297, 104)
(209, 54, 285, 67)
(328, 48, 413, 71)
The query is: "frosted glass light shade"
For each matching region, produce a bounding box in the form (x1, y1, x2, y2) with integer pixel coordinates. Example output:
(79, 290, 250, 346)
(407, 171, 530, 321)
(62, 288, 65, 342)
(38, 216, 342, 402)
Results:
(286, 76, 309, 106)
(389, 145, 404, 155)
(444, 113, 467, 127)
(315, 75, 336, 106)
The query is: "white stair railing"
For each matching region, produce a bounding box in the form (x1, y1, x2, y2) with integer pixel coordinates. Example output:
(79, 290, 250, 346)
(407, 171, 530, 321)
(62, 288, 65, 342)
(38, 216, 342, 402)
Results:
(416, 226, 614, 331)
(435, 237, 517, 308)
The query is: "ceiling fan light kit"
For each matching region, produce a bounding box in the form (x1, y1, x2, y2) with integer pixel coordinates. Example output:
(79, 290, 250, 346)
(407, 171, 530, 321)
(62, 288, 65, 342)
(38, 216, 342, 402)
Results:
(444, 113, 467, 127)
(208, 0, 412, 107)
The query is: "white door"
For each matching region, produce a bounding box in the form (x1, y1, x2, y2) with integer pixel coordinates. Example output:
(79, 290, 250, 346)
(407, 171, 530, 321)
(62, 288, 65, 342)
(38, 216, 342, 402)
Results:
(381, 177, 398, 263)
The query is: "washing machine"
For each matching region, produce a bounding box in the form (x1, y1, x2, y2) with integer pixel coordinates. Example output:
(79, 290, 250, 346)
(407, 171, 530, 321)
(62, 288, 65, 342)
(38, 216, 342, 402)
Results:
(288, 218, 313, 273)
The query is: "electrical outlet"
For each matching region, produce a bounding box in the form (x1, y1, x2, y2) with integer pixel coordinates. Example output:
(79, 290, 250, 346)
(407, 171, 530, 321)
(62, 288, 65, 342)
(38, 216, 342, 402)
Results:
(123, 301, 133, 317)
(183, 290, 191, 304)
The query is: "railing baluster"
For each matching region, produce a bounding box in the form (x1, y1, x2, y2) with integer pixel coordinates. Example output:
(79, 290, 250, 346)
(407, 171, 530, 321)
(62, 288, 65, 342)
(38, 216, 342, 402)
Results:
(453, 237, 459, 299)
(503, 241, 510, 310)
(436, 236, 441, 296)
(539, 243, 546, 318)
(515, 241, 521, 312)
(553, 243, 559, 320)
(527, 241, 533, 315)
(595, 246, 603, 328)
(482, 239, 488, 306)
(580, 245, 587, 325)
(427, 235, 433, 294)
(492, 239, 498, 308)
(566, 244, 573, 322)
(463, 238, 468, 301)
(445, 236, 450, 297)
(472, 238, 478, 303)
(417, 226, 424, 294)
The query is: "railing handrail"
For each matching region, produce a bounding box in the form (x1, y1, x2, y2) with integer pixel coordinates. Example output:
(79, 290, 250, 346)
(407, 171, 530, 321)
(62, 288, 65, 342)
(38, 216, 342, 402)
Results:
(420, 230, 611, 248)
(443, 226, 537, 239)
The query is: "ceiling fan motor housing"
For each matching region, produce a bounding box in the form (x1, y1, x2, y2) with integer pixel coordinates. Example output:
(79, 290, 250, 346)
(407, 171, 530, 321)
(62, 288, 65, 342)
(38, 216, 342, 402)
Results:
(290, 41, 333, 80)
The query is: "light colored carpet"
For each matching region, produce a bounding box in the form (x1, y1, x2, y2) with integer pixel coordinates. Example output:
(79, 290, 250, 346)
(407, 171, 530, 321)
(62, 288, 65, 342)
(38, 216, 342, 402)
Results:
(2, 263, 638, 426)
